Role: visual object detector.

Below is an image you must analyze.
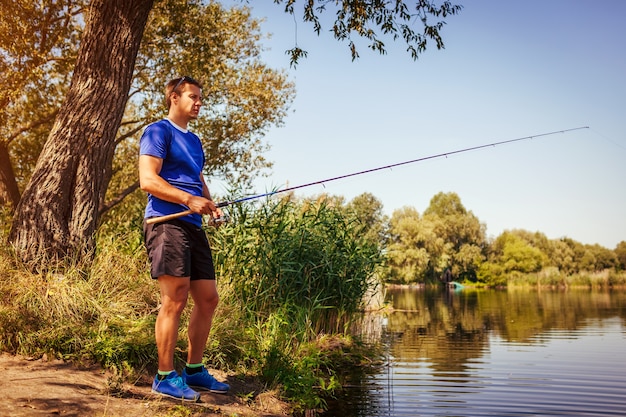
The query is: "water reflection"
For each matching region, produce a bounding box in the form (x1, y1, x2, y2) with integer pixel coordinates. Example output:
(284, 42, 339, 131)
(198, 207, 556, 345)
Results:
(325, 288, 626, 416)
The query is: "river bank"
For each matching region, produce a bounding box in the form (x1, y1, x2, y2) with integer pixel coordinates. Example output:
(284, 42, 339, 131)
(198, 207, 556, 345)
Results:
(1, 353, 290, 417)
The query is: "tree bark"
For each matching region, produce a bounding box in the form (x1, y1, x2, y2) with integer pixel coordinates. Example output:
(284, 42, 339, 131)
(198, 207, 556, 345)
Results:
(0, 140, 20, 210)
(0, 94, 20, 210)
(9, 0, 154, 267)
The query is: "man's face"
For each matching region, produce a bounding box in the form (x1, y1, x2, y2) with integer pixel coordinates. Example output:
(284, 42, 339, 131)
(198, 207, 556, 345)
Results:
(177, 84, 203, 119)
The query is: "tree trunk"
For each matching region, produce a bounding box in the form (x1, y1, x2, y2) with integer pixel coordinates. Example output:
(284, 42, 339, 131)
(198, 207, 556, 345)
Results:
(0, 94, 20, 210)
(9, 0, 154, 267)
(0, 140, 20, 210)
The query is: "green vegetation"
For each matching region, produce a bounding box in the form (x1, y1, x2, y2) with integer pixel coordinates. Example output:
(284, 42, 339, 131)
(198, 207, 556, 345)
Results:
(0, 195, 384, 413)
(206, 195, 385, 410)
(386, 192, 626, 287)
(386, 193, 486, 283)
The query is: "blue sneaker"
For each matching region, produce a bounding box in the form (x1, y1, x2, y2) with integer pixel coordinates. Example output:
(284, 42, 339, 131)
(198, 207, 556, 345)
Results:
(152, 371, 200, 402)
(182, 367, 229, 394)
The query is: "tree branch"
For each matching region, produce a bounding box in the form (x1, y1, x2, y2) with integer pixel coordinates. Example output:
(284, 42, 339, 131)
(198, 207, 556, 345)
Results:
(99, 180, 140, 217)
(7, 110, 58, 145)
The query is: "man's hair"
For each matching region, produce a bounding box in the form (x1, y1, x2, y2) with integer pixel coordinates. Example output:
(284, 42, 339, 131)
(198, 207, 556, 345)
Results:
(165, 76, 203, 108)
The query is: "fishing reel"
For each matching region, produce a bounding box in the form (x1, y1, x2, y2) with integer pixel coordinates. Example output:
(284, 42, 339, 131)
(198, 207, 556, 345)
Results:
(207, 214, 230, 227)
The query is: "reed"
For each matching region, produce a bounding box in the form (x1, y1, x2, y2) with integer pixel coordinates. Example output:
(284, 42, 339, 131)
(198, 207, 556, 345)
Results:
(212, 196, 382, 332)
(207, 196, 384, 410)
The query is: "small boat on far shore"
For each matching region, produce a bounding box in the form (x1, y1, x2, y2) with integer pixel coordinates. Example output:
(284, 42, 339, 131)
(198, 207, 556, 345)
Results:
(447, 281, 464, 290)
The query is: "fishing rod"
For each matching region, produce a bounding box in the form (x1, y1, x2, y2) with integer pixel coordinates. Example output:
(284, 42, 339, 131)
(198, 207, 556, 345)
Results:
(146, 126, 589, 225)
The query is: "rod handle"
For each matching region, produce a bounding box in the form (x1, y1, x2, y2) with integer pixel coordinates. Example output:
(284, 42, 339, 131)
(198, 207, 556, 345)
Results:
(145, 209, 193, 225)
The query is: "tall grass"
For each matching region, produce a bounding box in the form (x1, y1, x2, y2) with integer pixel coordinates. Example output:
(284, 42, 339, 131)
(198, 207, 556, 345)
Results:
(0, 233, 157, 376)
(212, 196, 382, 331)
(206, 196, 384, 411)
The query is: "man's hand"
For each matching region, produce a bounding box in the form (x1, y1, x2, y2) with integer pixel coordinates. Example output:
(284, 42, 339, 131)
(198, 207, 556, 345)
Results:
(187, 196, 224, 222)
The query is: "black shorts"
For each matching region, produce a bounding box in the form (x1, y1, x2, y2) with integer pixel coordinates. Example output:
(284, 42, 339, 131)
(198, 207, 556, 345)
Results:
(143, 218, 216, 280)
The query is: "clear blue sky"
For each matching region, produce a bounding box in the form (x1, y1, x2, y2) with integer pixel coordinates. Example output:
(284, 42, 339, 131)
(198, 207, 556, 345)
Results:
(216, 0, 626, 249)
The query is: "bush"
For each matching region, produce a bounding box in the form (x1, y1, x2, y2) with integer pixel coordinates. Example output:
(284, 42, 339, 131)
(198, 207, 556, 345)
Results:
(208, 196, 384, 409)
(212, 196, 383, 331)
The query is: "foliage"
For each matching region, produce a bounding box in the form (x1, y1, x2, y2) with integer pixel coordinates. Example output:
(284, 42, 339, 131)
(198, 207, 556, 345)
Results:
(125, 0, 296, 191)
(386, 192, 486, 283)
(212, 194, 383, 329)
(616, 241, 626, 270)
(5, 0, 464, 269)
(1, 186, 624, 410)
(5, 0, 298, 267)
(0, 233, 157, 368)
(274, 0, 463, 64)
(475, 231, 624, 287)
(0, 0, 85, 208)
(503, 268, 626, 288)
(345, 192, 389, 247)
(205, 194, 383, 409)
(476, 261, 507, 287)
(424, 192, 486, 280)
(383, 193, 624, 287)
(494, 232, 546, 273)
(386, 206, 432, 283)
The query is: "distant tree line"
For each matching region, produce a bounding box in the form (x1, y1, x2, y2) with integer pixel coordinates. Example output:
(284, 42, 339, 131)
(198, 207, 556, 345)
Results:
(346, 191, 626, 286)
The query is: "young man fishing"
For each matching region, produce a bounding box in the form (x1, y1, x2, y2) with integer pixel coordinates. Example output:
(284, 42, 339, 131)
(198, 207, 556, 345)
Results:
(139, 76, 229, 402)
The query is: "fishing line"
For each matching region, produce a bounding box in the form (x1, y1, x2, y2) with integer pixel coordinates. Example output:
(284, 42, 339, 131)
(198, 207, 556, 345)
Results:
(590, 127, 626, 151)
(146, 126, 589, 225)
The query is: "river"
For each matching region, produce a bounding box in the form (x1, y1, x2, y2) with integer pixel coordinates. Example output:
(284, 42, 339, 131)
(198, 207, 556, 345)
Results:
(324, 286, 626, 416)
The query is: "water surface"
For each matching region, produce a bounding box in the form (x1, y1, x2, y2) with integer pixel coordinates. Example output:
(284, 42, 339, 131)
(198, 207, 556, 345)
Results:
(326, 288, 626, 416)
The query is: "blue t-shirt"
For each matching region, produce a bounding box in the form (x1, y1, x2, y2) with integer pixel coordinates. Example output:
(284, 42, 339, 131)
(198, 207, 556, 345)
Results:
(140, 119, 205, 226)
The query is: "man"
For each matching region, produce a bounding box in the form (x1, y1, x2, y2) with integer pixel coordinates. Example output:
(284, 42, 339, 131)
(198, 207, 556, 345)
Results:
(139, 76, 229, 402)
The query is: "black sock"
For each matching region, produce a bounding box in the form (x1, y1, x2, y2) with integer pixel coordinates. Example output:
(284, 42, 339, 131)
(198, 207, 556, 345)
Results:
(185, 365, 204, 375)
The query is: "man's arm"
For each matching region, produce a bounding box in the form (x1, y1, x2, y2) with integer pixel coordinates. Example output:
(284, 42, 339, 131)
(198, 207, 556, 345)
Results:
(139, 154, 216, 215)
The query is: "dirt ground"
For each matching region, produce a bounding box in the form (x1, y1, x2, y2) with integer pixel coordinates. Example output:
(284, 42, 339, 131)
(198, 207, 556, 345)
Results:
(1, 353, 291, 417)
